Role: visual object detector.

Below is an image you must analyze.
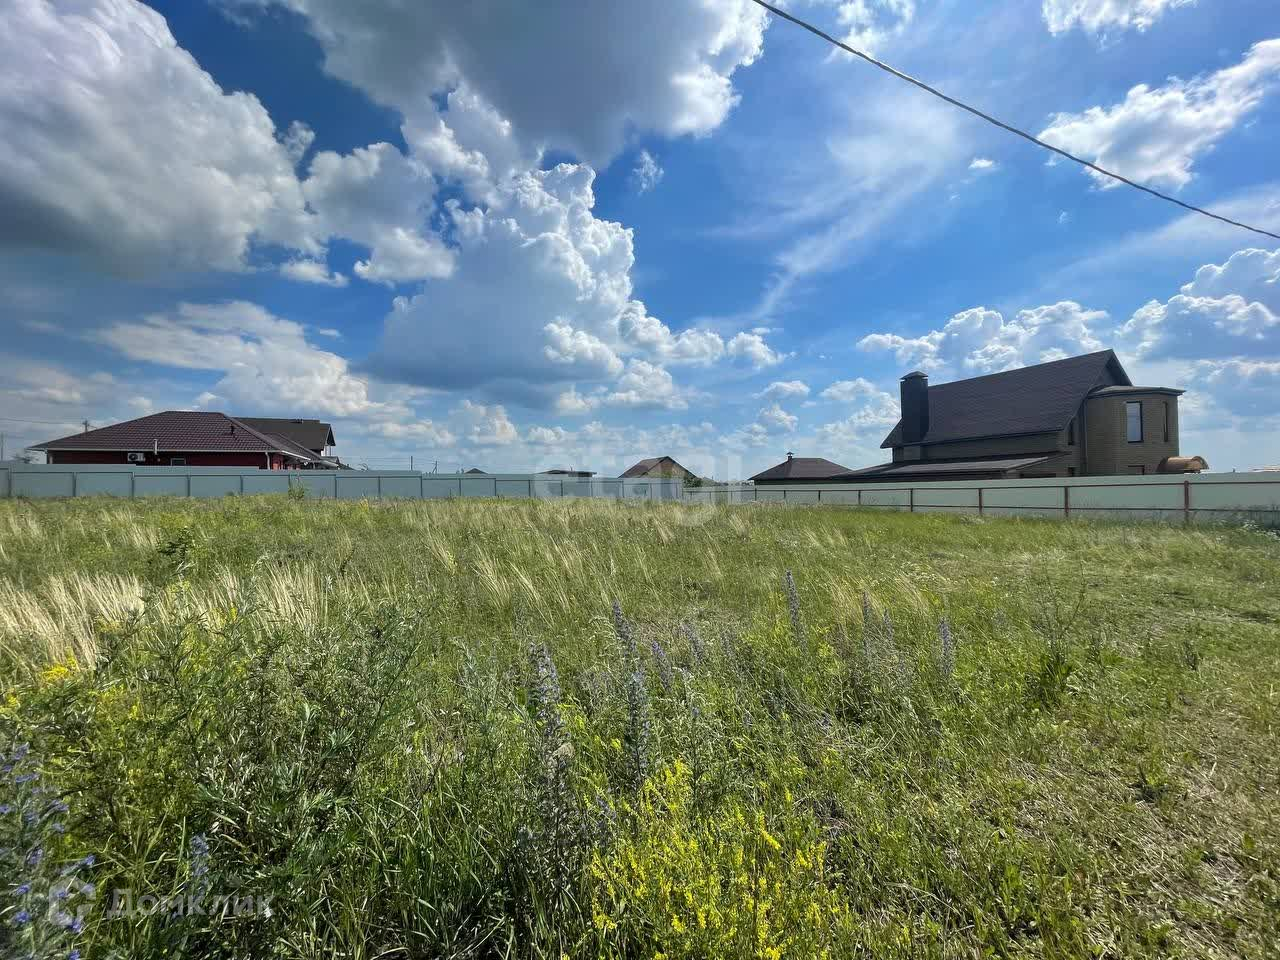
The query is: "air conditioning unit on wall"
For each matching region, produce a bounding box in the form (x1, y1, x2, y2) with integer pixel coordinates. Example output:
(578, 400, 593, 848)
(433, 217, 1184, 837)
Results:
(127, 452, 147, 463)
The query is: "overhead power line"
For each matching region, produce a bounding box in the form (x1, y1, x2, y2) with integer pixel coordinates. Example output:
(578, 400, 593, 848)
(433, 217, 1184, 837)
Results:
(748, 0, 1280, 242)
(0, 416, 82, 427)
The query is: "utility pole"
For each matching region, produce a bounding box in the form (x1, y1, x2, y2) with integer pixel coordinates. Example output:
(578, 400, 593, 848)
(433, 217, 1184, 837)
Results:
(410, 455, 414, 471)
(82, 419, 91, 434)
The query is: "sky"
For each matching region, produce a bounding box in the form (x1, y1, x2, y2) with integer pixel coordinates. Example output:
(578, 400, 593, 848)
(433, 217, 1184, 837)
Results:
(1, 0, 1279, 477)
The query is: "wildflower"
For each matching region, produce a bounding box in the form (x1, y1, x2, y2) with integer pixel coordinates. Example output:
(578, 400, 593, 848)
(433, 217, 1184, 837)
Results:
(681, 620, 705, 666)
(612, 599, 637, 659)
(527, 642, 564, 741)
(13, 883, 30, 895)
(13, 908, 30, 925)
(188, 832, 211, 904)
(623, 664, 651, 792)
(784, 570, 805, 646)
(649, 637, 673, 695)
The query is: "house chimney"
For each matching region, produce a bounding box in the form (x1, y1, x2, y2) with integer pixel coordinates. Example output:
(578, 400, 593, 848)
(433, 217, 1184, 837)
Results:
(786, 451, 794, 461)
(900, 371, 930, 444)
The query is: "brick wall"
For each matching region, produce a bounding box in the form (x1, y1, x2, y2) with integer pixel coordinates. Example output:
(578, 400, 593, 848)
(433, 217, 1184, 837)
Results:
(47, 450, 274, 468)
(1084, 393, 1179, 475)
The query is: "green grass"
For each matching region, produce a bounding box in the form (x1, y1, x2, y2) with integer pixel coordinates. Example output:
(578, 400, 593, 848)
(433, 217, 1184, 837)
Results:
(0, 495, 1277, 958)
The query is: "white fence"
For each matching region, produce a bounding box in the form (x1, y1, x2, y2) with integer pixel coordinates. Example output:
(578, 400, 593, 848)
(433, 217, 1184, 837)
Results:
(0, 463, 684, 502)
(685, 473, 1280, 524)
(3, 462, 1276, 524)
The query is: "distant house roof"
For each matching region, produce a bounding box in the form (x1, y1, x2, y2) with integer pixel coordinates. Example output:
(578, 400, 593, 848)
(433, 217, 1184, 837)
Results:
(465, 467, 488, 474)
(543, 468, 596, 477)
(621, 456, 695, 479)
(880, 350, 1133, 449)
(30, 411, 319, 462)
(237, 417, 335, 452)
(837, 454, 1061, 481)
(750, 456, 851, 483)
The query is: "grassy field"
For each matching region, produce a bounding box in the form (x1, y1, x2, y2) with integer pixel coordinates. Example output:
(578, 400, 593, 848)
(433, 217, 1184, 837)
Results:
(0, 495, 1277, 959)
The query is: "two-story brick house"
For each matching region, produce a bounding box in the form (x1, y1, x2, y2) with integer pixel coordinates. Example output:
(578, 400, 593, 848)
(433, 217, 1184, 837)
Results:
(839, 350, 1203, 481)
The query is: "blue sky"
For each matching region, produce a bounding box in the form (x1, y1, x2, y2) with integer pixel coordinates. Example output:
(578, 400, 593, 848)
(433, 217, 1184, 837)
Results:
(2, 0, 1279, 475)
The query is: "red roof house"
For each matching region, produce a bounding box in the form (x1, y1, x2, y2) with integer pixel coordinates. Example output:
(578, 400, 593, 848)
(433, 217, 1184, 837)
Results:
(31, 411, 334, 469)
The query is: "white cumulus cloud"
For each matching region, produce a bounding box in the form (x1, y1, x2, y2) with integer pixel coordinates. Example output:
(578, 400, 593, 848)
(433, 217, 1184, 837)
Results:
(859, 302, 1107, 374)
(97, 301, 380, 418)
(0, 0, 320, 275)
(727, 332, 786, 369)
(756, 380, 810, 400)
(264, 0, 768, 165)
(280, 259, 349, 287)
(756, 403, 798, 433)
(303, 142, 453, 284)
(1039, 41, 1280, 191)
(1043, 0, 1195, 37)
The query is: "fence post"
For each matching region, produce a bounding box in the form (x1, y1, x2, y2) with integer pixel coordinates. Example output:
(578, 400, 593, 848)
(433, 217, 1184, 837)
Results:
(1183, 479, 1191, 524)
(1063, 484, 1070, 519)
(857, 489, 862, 508)
(909, 487, 914, 513)
(977, 486, 984, 516)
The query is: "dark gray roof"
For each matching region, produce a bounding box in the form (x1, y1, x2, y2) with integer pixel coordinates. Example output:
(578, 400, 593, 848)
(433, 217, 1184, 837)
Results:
(237, 417, 335, 452)
(750, 457, 851, 482)
(32, 411, 316, 461)
(621, 456, 695, 478)
(837, 455, 1059, 480)
(880, 350, 1130, 449)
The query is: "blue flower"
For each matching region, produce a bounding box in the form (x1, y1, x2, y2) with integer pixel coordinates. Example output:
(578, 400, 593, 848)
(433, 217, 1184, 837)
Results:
(13, 772, 38, 784)
(13, 883, 31, 895)
(69, 952, 81, 960)
(13, 909, 30, 925)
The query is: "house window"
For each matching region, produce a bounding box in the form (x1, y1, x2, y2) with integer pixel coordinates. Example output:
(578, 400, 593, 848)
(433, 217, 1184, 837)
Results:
(1162, 401, 1170, 443)
(170, 457, 187, 466)
(1125, 401, 1143, 442)
(1067, 418, 1075, 446)
(1067, 467, 1076, 477)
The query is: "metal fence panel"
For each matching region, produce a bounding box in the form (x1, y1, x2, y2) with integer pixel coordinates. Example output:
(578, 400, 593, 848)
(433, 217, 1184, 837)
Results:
(190, 475, 243, 498)
(73, 472, 133, 498)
